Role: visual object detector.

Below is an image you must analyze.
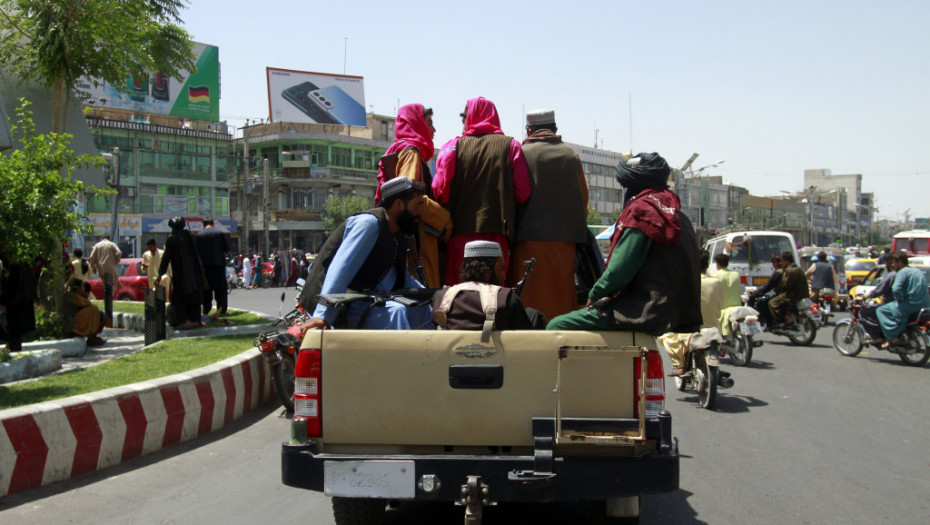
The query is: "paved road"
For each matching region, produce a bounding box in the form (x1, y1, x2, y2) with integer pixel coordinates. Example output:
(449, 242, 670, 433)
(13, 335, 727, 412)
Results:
(2, 291, 928, 524)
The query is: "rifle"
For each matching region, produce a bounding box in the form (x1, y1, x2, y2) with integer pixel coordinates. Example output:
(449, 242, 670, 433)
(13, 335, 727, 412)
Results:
(586, 291, 621, 318)
(512, 258, 536, 297)
(405, 234, 429, 287)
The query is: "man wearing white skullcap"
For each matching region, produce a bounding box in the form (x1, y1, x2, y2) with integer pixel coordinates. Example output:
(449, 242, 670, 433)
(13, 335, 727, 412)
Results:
(432, 241, 545, 338)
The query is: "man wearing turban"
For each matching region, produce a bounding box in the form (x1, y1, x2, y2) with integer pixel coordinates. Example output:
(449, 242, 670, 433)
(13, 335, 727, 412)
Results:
(547, 152, 702, 334)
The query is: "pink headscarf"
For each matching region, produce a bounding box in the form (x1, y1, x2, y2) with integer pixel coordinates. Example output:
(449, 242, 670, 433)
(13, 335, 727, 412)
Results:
(463, 97, 503, 136)
(376, 103, 434, 203)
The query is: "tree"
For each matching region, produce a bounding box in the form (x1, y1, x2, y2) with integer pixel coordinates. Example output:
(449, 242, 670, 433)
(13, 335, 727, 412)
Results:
(322, 195, 373, 233)
(586, 204, 603, 225)
(0, 0, 196, 133)
(610, 207, 623, 224)
(0, 100, 108, 333)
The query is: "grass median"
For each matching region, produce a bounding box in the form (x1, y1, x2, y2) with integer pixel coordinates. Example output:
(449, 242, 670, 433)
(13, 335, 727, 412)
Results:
(0, 334, 258, 410)
(93, 301, 268, 326)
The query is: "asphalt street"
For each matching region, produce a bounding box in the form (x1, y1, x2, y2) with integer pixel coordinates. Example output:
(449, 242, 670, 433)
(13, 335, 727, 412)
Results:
(1, 287, 927, 524)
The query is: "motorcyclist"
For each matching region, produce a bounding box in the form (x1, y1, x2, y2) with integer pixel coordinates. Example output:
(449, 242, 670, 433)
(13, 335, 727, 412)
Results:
(858, 259, 895, 342)
(805, 251, 839, 303)
(747, 254, 783, 328)
(767, 251, 808, 328)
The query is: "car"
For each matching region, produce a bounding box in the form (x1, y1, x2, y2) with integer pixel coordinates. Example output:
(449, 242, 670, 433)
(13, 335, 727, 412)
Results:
(844, 258, 878, 288)
(849, 265, 930, 303)
(87, 258, 149, 302)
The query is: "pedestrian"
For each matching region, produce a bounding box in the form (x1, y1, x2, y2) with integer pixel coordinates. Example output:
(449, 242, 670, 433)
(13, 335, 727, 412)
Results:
(141, 238, 171, 293)
(0, 259, 37, 352)
(242, 253, 252, 290)
(88, 234, 121, 313)
(63, 279, 107, 346)
(286, 250, 299, 288)
(433, 97, 531, 286)
(546, 152, 702, 333)
(376, 103, 452, 287)
(157, 217, 207, 329)
(69, 248, 91, 284)
(508, 109, 588, 319)
(196, 217, 231, 319)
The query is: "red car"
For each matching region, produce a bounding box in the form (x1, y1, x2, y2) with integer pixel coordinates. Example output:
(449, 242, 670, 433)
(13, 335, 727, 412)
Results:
(87, 258, 149, 302)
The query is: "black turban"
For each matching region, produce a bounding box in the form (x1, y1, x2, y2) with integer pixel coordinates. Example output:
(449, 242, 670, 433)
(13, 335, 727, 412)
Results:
(615, 152, 670, 206)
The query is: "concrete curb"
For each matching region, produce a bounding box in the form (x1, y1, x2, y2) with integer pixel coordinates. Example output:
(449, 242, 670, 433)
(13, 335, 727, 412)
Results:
(0, 350, 63, 385)
(21, 337, 87, 358)
(0, 347, 274, 497)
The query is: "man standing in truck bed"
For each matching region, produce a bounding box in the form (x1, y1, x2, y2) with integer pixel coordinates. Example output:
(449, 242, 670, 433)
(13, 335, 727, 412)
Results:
(298, 177, 433, 330)
(509, 108, 588, 319)
(546, 152, 702, 334)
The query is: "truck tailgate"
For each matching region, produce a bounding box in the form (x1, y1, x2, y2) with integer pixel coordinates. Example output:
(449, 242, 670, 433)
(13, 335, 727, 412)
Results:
(315, 330, 653, 447)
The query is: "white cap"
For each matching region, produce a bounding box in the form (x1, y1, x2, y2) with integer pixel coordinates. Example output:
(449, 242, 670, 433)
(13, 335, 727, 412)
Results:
(526, 108, 555, 126)
(464, 240, 503, 259)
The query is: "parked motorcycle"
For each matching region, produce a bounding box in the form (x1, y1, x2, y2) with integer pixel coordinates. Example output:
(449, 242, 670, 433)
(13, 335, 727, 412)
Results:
(253, 292, 309, 411)
(719, 305, 761, 366)
(746, 294, 819, 346)
(673, 328, 735, 410)
(832, 299, 930, 366)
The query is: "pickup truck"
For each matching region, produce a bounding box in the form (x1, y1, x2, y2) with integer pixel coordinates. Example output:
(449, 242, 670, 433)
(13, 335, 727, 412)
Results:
(281, 328, 679, 524)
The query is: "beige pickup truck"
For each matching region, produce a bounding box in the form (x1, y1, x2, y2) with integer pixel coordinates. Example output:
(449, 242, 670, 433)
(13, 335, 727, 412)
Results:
(282, 328, 679, 524)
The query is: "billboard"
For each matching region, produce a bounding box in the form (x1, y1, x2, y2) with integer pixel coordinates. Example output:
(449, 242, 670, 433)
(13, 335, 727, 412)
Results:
(75, 43, 220, 121)
(267, 67, 366, 126)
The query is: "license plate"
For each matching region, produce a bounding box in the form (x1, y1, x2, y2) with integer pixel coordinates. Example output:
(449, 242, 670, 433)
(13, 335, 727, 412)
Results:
(324, 460, 415, 498)
(824, 303, 832, 313)
(740, 322, 761, 336)
(753, 277, 769, 286)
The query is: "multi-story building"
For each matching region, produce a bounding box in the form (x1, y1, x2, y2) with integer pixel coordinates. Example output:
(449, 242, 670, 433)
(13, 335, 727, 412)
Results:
(82, 106, 233, 256)
(231, 115, 393, 254)
(565, 144, 626, 224)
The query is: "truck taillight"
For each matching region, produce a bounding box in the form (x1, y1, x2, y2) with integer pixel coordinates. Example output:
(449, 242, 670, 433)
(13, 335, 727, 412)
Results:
(634, 350, 665, 419)
(293, 348, 322, 437)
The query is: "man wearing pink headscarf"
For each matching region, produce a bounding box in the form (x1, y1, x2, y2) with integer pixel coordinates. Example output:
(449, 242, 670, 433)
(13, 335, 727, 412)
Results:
(376, 103, 452, 287)
(432, 97, 531, 285)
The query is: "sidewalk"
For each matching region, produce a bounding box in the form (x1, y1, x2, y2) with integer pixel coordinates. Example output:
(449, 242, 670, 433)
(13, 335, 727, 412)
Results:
(0, 318, 275, 497)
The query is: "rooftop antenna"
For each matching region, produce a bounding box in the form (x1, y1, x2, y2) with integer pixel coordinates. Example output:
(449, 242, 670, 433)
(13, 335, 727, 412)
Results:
(343, 37, 348, 74)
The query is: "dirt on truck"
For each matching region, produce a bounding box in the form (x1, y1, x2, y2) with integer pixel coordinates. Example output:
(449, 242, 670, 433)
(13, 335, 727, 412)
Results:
(282, 328, 679, 524)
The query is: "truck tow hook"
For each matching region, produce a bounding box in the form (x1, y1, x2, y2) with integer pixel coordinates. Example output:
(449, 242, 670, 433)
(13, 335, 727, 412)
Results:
(461, 475, 490, 525)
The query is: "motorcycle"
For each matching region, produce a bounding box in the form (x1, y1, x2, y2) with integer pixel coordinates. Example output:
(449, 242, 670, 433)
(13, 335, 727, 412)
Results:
(832, 299, 930, 366)
(253, 292, 309, 411)
(719, 305, 762, 366)
(813, 288, 837, 326)
(746, 294, 819, 346)
(672, 328, 735, 410)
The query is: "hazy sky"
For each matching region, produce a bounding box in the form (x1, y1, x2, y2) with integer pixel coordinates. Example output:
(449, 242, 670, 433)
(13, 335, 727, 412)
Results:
(181, 0, 929, 220)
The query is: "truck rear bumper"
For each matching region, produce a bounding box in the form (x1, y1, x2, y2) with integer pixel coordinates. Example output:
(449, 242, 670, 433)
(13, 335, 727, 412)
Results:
(282, 417, 679, 503)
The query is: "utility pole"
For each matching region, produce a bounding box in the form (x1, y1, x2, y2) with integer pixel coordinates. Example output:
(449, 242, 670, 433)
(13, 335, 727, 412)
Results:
(108, 147, 120, 240)
(263, 157, 271, 256)
(241, 128, 249, 253)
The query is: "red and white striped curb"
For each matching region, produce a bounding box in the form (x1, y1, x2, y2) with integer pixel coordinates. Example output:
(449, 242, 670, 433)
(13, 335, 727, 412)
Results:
(0, 349, 273, 497)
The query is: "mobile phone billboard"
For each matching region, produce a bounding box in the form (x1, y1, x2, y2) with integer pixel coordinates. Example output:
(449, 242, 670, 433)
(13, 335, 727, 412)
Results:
(267, 67, 367, 126)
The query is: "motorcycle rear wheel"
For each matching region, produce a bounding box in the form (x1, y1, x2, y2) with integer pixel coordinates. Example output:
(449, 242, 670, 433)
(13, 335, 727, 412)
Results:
(787, 317, 817, 346)
(898, 329, 930, 367)
(832, 321, 863, 357)
(728, 333, 753, 366)
(696, 353, 718, 410)
(273, 353, 296, 412)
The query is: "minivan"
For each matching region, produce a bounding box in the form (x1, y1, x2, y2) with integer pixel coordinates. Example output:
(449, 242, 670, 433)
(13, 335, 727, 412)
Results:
(704, 231, 801, 293)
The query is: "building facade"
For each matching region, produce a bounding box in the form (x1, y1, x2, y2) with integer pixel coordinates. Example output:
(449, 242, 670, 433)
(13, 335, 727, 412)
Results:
(82, 106, 233, 256)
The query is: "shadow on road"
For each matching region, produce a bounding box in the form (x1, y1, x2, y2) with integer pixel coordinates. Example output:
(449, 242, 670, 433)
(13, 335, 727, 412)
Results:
(383, 491, 706, 524)
(0, 400, 281, 509)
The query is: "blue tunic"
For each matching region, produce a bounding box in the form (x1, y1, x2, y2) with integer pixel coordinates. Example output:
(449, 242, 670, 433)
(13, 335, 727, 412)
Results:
(876, 266, 930, 339)
(312, 214, 433, 329)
